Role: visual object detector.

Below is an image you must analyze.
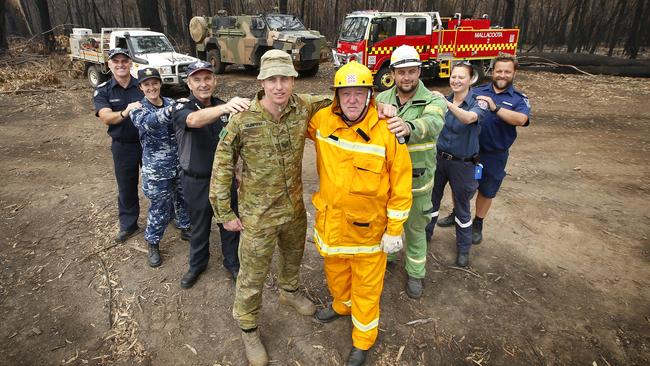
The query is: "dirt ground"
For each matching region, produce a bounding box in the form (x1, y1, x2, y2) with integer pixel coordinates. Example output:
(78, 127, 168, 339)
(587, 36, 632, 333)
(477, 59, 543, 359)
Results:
(0, 62, 649, 366)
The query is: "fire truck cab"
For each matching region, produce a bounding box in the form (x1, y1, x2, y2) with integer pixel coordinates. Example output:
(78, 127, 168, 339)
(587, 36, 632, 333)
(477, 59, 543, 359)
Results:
(333, 11, 519, 90)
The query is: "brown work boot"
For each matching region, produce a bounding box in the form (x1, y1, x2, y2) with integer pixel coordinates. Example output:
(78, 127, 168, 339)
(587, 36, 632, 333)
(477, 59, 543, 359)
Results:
(279, 289, 316, 316)
(241, 328, 268, 366)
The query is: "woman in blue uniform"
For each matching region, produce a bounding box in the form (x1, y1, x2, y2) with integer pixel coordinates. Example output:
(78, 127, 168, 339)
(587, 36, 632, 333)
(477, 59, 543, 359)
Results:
(130, 68, 190, 267)
(425, 62, 487, 267)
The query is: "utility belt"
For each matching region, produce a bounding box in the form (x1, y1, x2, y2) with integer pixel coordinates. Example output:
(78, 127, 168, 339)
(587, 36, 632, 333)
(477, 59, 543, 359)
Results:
(182, 169, 211, 179)
(437, 151, 479, 164)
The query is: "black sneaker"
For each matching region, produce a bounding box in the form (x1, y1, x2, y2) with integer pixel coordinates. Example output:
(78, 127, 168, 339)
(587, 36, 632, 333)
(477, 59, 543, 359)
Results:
(437, 211, 455, 227)
(148, 243, 162, 267)
(115, 225, 139, 243)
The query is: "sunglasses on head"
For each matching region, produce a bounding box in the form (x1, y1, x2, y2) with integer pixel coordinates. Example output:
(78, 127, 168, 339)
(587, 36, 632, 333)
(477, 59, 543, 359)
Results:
(454, 60, 472, 67)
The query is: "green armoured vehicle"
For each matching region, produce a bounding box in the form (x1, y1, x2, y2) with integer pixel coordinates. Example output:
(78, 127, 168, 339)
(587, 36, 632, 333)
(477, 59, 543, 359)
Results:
(189, 12, 327, 76)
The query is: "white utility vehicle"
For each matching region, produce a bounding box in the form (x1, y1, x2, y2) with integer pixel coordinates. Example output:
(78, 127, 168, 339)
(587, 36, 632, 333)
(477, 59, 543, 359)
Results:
(69, 27, 199, 88)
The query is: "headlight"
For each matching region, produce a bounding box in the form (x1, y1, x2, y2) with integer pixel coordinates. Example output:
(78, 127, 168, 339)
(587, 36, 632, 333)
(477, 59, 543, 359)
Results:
(159, 66, 173, 75)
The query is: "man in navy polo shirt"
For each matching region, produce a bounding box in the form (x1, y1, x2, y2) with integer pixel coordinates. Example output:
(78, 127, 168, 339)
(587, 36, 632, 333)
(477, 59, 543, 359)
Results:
(94, 48, 144, 243)
(173, 61, 250, 289)
(471, 54, 531, 244)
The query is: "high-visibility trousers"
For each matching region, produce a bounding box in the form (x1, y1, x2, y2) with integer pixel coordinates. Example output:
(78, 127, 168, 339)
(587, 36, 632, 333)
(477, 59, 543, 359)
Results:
(324, 252, 387, 350)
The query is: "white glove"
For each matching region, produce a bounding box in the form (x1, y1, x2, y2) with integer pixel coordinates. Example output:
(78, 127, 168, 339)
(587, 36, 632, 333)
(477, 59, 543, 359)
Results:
(381, 233, 403, 254)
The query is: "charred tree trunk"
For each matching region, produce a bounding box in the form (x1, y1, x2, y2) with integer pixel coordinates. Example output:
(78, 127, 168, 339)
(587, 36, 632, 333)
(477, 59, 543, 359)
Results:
(279, 0, 287, 13)
(163, 0, 178, 37)
(0, 0, 7, 53)
(185, 0, 195, 55)
(624, 0, 645, 59)
(503, 0, 515, 28)
(138, 0, 163, 32)
(35, 0, 55, 53)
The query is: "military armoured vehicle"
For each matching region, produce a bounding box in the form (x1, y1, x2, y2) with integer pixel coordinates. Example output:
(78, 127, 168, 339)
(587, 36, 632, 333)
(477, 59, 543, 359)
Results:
(189, 12, 327, 76)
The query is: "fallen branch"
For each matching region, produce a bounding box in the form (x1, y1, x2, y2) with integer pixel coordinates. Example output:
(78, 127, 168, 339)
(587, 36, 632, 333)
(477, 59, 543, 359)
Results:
(97, 256, 112, 328)
(405, 317, 433, 326)
(512, 289, 530, 303)
(0, 88, 65, 94)
(79, 242, 121, 263)
(448, 266, 484, 279)
(518, 55, 594, 76)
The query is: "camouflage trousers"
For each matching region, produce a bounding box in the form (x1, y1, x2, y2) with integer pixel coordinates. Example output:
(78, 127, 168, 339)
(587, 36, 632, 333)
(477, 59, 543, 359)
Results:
(233, 213, 307, 330)
(388, 192, 433, 278)
(142, 176, 190, 245)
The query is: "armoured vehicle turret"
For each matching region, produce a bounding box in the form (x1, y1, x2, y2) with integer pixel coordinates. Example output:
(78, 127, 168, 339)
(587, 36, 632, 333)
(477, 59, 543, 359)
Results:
(189, 12, 327, 76)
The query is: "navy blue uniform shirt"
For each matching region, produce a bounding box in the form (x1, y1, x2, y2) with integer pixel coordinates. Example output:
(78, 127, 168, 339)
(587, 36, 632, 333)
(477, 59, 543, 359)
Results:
(93, 77, 144, 142)
(173, 95, 228, 177)
(474, 83, 531, 153)
(436, 89, 487, 158)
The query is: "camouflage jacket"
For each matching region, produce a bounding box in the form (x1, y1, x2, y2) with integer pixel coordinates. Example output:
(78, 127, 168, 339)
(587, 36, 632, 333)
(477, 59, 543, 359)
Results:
(376, 81, 446, 196)
(210, 91, 330, 227)
(129, 97, 180, 181)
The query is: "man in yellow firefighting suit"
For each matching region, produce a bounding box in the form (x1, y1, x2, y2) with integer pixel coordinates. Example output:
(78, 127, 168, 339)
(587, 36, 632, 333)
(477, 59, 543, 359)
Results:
(307, 61, 412, 366)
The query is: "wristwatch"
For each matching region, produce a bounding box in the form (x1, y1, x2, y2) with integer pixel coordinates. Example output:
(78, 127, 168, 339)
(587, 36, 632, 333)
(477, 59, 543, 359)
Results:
(493, 105, 501, 113)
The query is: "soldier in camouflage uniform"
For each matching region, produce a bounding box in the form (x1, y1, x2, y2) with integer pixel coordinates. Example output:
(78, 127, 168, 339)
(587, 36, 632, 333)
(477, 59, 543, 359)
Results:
(129, 68, 191, 267)
(209, 49, 331, 366)
(375, 46, 446, 298)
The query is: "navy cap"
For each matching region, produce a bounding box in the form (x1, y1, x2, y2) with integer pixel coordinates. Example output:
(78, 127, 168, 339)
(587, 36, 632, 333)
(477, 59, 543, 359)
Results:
(108, 48, 131, 60)
(186, 60, 214, 77)
(137, 67, 161, 84)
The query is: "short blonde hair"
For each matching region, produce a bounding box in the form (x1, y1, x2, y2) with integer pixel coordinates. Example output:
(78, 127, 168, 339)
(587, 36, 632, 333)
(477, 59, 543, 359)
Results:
(494, 53, 518, 70)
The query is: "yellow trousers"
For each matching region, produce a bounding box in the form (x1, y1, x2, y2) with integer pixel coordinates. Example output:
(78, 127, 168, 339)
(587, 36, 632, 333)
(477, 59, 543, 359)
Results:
(324, 252, 387, 350)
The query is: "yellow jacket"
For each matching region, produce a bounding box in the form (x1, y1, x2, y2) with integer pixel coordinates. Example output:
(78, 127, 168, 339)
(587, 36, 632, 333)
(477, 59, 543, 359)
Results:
(307, 100, 412, 257)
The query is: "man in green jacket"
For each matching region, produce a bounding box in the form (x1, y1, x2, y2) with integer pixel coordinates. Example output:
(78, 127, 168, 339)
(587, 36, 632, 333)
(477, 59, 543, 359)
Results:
(376, 45, 446, 299)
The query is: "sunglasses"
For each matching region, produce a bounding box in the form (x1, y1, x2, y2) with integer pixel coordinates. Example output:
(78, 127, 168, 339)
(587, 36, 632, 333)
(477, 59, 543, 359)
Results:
(453, 60, 472, 67)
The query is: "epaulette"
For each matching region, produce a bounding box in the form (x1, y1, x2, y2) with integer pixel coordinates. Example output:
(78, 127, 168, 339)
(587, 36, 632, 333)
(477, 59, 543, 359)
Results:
(96, 81, 108, 88)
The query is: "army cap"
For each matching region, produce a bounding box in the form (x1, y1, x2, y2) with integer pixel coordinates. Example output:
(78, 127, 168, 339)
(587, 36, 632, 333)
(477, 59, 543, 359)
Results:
(108, 48, 131, 60)
(138, 67, 161, 84)
(257, 49, 298, 80)
(187, 60, 214, 77)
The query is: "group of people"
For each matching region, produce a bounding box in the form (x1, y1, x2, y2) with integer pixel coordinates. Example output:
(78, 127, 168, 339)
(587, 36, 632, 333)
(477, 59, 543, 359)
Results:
(93, 45, 530, 365)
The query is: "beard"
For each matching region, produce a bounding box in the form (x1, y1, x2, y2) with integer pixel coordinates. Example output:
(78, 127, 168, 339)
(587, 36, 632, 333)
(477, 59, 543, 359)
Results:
(397, 81, 417, 94)
(494, 77, 513, 90)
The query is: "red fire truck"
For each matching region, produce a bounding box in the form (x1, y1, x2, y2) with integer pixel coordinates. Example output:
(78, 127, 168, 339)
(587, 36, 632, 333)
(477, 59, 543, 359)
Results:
(333, 11, 520, 90)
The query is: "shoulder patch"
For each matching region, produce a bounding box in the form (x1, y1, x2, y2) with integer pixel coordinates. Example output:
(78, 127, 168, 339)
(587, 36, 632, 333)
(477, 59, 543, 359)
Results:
(176, 98, 190, 103)
(523, 97, 531, 108)
(219, 129, 228, 140)
(93, 90, 99, 97)
(477, 99, 489, 110)
(175, 103, 186, 110)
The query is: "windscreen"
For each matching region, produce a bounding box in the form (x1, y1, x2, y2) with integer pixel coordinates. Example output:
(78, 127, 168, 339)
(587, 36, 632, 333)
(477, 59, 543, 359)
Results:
(339, 17, 369, 42)
(130, 36, 173, 54)
(264, 14, 306, 31)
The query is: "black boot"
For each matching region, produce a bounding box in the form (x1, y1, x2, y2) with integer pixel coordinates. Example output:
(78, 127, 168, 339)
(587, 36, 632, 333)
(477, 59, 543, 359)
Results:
(148, 243, 162, 267)
(180, 227, 191, 241)
(472, 217, 483, 245)
(313, 304, 345, 323)
(437, 210, 455, 227)
(456, 252, 470, 267)
(346, 347, 368, 366)
(115, 225, 139, 243)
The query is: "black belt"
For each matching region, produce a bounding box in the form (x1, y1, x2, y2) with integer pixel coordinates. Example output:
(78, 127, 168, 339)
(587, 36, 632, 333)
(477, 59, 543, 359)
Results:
(112, 138, 140, 144)
(438, 151, 477, 163)
(182, 169, 211, 179)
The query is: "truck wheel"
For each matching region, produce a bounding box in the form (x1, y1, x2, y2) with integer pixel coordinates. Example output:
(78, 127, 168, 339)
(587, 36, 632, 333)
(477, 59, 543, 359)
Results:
(207, 49, 226, 74)
(374, 67, 393, 91)
(471, 62, 486, 85)
(87, 65, 108, 88)
(298, 63, 319, 77)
